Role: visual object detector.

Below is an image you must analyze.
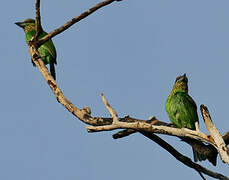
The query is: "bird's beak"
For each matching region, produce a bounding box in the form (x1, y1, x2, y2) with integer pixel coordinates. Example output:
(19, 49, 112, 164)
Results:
(15, 22, 25, 28)
(180, 73, 187, 81)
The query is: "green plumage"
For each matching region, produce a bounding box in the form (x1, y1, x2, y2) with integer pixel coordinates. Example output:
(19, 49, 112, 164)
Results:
(165, 74, 204, 162)
(15, 19, 57, 80)
(166, 91, 198, 130)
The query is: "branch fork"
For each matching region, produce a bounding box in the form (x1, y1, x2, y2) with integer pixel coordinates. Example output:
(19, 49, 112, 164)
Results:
(86, 94, 229, 167)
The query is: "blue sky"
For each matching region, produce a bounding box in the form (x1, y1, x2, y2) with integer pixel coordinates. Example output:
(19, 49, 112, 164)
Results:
(1, 0, 229, 179)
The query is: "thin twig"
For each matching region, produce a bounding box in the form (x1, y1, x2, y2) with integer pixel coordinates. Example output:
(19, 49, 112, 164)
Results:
(198, 171, 206, 180)
(140, 132, 229, 180)
(35, 0, 41, 41)
(101, 93, 119, 124)
(38, 0, 118, 46)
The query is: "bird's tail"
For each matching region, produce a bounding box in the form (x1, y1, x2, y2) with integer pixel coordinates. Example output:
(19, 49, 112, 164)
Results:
(49, 63, 56, 80)
(192, 147, 217, 166)
(193, 147, 206, 162)
(182, 138, 217, 166)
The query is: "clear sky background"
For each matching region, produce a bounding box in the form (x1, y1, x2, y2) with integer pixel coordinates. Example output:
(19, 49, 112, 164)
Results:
(1, 0, 229, 179)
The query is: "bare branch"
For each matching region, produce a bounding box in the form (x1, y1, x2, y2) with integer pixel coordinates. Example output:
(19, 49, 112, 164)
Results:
(38, 0, 119, 46)
(28, 45, 158, 128)
(28, 42, 227, 176)
(22, 43, 228, 169)
(112, 116, 166, 138)
(198, 171, 206, 180)
(200, 105, 229, 164)
(25, 2, 229, 178)
(26, 45, 225, 168)
(101, 93, 119, 124)
(114, 125, 229, 146)
(86, 117, 216, 148)
(113, 129, 136, 139)
(29, 3, 229, 162)
(141, 132, 229, 180)
(35, 0, 41, 41)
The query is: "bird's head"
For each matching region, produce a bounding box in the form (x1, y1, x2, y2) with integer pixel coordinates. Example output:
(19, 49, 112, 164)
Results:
(15, 19, 35, 30)
(173, 73, 188, 92)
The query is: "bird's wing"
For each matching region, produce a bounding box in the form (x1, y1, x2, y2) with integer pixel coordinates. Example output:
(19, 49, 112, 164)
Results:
(40, 31, 57, 64)
(168, 91, 199, 129)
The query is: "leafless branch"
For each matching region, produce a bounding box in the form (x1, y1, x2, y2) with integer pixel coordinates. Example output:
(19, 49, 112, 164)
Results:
(91, 94, 228, 178)
(86, 113, 217, 148)
(28, 45, 229, 180)
(86, 97, 229, 165)
(198, 171, 207, 180)
(141, 132, 229, 180)
(35, 0, 41, 41)
(37, 0, 119, 47)
(114, 125, 229, 143)
(23, 1, 229, 179)
(101, 93, 119, 124)
(113, 116, 159, 139)
(201, 105, 229, 164)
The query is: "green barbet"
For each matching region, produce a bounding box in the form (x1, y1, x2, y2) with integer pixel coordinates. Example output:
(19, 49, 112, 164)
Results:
(165, 74, 205, 162)
(15, 19, 57, 80)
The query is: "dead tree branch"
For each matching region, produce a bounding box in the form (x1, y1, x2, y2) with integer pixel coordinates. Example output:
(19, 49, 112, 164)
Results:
(37, 0, 119, 47)
(86, 95, 229, 166)
(22, 0, 229, 179)
(141, 132, 229, 180)
(27, 43, 229, 178)
(201, 105, 229, 164)
(86, 110, 216, 147)
(35, 0, 41, 41)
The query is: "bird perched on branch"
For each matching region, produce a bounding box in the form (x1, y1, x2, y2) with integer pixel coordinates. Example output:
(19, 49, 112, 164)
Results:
(15, 19, 57, 80)
(165, 74, 207, 163)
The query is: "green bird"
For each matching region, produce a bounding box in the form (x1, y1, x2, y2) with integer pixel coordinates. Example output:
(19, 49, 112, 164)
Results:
(165, 74, 205, 162)
(15, 19, 57, 80)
